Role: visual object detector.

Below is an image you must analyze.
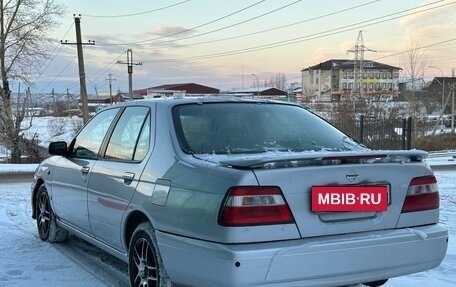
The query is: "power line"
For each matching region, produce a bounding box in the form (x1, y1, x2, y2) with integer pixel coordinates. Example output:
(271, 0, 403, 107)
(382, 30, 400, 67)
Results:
(87, 50, 127, 82)
(130, 0, 302, 46)
(37, 55, 78, 94)
(165, 0, 380, 48)
(86, 70, 127, 92)
(38, 0, 454, 94)
(81, 0, 191, 18)
(31, 22, 75, 86)
(373, 38, 456, 61)
(141, 0, 452, 63)
(96, 0, 269, 46)
(60, 51, 127, 94)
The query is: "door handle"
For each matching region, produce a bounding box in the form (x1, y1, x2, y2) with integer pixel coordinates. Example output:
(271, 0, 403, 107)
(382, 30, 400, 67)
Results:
(122, 172, 135, 182)
(81, 166, 90, 174)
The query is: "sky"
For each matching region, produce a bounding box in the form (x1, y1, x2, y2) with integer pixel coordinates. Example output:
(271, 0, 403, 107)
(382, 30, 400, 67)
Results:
(22, 0, 456, 96)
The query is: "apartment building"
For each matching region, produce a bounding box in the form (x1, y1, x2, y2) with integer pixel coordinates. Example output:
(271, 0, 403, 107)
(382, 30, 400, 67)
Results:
(301, 59, 401, 102)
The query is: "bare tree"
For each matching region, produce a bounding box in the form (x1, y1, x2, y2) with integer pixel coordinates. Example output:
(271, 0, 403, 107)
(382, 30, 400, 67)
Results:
(301, 84, 315, 102)
(0, 0, 65, 163)
(401, 37, 426, 95)
(401, 37, 428, 142)
(264, 73, 287, 90)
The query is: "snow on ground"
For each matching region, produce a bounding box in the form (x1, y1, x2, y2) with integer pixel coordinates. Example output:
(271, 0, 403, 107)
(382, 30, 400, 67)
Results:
(382, 170, 456, 287)
(20, 116, 82, 149)
(1, 116, 81, 162)
(0, 181, 111, 287)
(0, 144, 8, 158)
(0, 166, 454, 286)
(425, 152, 456, 167)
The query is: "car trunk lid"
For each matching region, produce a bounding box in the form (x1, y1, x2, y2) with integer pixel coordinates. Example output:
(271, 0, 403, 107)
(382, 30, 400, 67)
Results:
(215, 150, 431, 237)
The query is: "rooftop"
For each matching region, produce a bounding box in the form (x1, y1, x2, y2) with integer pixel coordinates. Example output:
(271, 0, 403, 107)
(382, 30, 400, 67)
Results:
(301, 59, 402, 71)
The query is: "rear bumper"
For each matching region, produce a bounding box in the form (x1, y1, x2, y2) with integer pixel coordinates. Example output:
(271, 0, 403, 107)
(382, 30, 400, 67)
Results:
(156, 224, 448, 287)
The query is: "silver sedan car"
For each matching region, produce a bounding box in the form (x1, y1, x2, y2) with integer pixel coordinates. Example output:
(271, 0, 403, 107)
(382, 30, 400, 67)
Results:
(31, 97, 448, 287)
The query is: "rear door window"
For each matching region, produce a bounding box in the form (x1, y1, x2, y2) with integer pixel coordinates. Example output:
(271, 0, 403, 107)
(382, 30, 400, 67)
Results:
(104, 106, 150, 161)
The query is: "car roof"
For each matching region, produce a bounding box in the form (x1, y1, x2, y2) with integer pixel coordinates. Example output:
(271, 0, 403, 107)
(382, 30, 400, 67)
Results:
(118, 96, 299, 108)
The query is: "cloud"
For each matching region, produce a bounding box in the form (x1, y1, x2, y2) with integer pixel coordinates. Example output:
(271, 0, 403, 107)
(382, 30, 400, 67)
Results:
(399, 4, 456, 46)
(397, 4, 456, 74)
(310, 48, 341, 64)
(151, 25, 197, 38)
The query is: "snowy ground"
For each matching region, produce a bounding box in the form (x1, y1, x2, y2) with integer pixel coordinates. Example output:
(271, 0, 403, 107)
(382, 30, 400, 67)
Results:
(0, 181, 121, 287)
(0, 166, 454, 286)
(20, 116, 82, 149)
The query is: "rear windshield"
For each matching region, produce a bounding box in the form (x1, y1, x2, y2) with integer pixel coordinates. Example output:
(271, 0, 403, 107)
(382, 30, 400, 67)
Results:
(173, 102, 361, 155)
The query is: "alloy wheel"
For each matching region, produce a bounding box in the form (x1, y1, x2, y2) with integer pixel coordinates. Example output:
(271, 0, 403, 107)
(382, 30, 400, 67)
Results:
(37, 191, 51, 238)
(132, 238, 158, 287)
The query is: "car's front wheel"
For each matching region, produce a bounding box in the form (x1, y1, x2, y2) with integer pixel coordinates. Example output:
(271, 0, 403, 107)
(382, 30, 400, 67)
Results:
(36, 184, 68, 242)
(129, 222, 172, 287)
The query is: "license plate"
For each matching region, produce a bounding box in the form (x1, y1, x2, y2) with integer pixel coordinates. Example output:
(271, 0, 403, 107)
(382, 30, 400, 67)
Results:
(312, 185, 388, 212)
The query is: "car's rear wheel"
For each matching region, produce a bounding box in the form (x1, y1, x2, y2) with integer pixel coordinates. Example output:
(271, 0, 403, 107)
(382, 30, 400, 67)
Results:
(362, 279, 388, 287)
(36, 184, 68, 242)
(128, 222, 172, 287)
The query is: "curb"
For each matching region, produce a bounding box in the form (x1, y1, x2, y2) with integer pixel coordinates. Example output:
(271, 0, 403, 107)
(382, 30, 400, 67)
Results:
(0, 171, 35, 183)
(428, 164, 456, 171)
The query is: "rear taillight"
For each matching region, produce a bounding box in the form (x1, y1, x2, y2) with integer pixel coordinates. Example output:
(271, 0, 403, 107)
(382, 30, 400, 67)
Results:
(401, 176, 439, 213)
(219, 186, 294, 226)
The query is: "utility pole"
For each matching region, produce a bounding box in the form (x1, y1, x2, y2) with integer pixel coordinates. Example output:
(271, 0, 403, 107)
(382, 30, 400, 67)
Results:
(67, 89, 71, 117)
(106, 74, 116, 104)
(251, 74, 259, 97)
(347, 30, 376, 98)
(117, 49, 142, 100)
(61, 15, 95, 124)
(16, 82, 21, 115)
(452, 68, 455, 133)
(51, 88, 56, 115)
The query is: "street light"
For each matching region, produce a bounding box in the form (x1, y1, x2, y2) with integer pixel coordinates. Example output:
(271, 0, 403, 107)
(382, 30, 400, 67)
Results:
(251, 74, 259, 98)
(428, 65, 445, 134)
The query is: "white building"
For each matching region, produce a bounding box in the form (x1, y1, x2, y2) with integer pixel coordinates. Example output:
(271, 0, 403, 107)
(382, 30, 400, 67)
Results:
(301, 59, 401, 102)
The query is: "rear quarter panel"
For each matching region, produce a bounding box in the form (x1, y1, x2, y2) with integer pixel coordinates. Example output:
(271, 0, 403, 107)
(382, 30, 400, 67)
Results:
(127, 102, 301, 243)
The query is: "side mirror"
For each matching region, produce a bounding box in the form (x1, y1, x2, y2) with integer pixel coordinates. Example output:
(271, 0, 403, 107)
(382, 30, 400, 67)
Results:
(49, 141, 68, 156)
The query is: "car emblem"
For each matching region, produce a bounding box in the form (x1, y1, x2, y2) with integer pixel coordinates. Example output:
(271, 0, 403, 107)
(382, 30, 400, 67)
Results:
(346, 171, 359, 182)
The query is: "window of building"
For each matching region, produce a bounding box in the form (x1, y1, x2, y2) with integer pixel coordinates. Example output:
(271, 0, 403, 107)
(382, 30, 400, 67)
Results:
(375, 72, 380, 79)
(369, 83, 373, 90)
(368, 72, 373, 79)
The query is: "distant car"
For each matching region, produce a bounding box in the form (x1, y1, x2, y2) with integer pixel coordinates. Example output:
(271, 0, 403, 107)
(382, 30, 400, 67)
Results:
(31, 97, 448, 287)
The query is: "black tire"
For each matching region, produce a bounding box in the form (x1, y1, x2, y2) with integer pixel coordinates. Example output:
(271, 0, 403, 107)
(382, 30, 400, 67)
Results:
(362, 279, 388, 287)
(128, 222, 172, 287)
(36, 184, 69, 243)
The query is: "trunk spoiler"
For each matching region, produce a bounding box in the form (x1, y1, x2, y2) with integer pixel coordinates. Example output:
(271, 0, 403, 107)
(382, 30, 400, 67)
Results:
(216, 150, 428, 170)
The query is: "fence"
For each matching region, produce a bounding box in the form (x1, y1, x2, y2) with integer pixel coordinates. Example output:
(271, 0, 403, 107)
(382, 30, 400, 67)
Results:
(330, 116, 413, 150)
